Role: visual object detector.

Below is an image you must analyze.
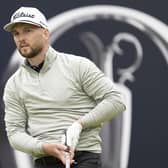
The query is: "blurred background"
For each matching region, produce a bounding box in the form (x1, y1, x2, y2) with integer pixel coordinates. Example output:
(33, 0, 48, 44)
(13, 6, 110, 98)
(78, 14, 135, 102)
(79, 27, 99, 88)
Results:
(0, 1, 167, 168)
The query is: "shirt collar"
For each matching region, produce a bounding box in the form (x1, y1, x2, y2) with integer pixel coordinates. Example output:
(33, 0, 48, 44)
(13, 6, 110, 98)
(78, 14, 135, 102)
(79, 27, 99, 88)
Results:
(22, 46, 57, 73)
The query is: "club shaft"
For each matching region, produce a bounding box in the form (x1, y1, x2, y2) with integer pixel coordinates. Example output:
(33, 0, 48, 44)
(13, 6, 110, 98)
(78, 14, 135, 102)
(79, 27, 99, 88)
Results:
(66, 152, 70, 168)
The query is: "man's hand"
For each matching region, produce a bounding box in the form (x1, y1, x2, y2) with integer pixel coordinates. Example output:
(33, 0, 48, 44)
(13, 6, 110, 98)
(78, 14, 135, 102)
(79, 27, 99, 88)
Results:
(66, 122, 83, 149)
(42, 143, 75, 165)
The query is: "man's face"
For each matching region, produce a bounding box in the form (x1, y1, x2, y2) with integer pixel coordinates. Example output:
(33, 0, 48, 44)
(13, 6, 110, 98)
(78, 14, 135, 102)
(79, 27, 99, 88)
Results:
(11, 23, 49, 59)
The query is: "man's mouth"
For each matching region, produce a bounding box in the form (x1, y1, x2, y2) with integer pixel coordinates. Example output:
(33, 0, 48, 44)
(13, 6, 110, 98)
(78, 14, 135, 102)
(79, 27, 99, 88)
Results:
(20, 43, 29, 48)
(20, 45, 29, 51)
(20, 45, 28, 48)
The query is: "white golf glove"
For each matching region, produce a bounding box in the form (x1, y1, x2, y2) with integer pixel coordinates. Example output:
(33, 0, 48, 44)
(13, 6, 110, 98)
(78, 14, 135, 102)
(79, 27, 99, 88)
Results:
(64, 122, 82, 149)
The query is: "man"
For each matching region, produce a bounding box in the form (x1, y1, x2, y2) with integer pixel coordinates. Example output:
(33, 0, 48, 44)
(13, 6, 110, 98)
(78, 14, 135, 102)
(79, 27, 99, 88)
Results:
(3, 6, 126, 168)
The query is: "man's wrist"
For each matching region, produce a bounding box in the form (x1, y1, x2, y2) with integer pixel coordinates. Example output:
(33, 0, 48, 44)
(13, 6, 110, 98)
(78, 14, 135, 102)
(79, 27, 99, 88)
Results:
(77, 119, 83, 129)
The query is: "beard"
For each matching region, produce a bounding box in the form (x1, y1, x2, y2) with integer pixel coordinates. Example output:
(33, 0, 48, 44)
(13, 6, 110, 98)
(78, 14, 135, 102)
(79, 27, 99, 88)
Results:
(18, 45, 43, 59)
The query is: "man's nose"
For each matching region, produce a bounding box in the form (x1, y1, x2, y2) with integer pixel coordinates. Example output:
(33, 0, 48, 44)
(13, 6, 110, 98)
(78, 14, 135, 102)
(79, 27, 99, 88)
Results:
(17, 33, 26, 42)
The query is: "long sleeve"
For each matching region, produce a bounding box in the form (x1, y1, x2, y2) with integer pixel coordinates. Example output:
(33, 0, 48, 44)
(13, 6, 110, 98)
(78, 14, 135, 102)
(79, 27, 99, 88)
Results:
(3, 78, 44, 157)
(78, 58, 126, 128)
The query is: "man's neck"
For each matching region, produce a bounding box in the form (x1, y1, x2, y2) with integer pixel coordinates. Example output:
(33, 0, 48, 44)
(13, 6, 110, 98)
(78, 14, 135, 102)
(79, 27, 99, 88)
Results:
(26, 60, 44, 73)
(27, 46, 48, 66)
(28, 54, 45, 66)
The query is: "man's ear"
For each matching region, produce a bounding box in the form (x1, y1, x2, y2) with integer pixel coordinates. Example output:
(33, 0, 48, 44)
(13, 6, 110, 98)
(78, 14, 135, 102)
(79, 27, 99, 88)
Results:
(43, 29, 49, 39)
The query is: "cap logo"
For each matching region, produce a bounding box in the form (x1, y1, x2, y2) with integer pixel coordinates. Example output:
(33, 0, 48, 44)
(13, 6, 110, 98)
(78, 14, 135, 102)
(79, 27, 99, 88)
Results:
(12, 12, 35, 20)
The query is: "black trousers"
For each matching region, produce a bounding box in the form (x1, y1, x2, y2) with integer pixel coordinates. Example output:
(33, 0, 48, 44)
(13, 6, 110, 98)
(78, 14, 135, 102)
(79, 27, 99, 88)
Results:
(34, 151, 101, 168)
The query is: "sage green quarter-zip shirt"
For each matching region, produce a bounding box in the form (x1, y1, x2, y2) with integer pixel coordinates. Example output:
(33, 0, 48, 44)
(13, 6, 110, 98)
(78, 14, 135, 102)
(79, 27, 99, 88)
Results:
(3, 46, 126, 159)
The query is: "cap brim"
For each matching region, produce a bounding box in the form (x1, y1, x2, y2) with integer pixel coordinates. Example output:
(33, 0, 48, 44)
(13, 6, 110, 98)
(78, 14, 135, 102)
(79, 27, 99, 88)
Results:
(3, 20, 42, 32)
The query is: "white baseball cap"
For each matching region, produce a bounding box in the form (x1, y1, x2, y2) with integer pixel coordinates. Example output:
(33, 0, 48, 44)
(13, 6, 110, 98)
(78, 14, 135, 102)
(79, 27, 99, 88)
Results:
(3, 7, 48, 32)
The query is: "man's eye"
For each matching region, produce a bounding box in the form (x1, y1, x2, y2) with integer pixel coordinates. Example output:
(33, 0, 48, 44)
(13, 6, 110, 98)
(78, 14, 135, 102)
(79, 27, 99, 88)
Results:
(12, 32, 19, 36)
(25, 28, 32, 32)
